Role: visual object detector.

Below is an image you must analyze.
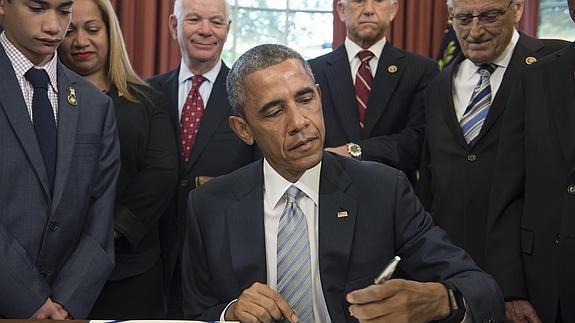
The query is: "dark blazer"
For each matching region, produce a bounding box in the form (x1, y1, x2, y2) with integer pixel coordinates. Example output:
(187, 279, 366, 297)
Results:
(417, 34, 567, 269)
(309, 43, 439, 181)
(182, 152, 505, 322)
(147, 62, 259, 295)
(107, 85, 178, 280)
(486, 43, 575, 323)
(0, 47, 120, 318)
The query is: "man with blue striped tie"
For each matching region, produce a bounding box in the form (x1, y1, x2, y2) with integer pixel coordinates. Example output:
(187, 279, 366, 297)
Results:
(417, 2, 567, 321)
(182, 44, 504, 323)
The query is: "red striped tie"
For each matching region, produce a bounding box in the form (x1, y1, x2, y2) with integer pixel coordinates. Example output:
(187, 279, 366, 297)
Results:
(355, 50, 375, 132)
(179, 75, 206, 163)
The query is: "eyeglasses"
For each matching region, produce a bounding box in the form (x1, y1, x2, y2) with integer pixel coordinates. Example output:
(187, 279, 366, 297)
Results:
(450, 1, 513, 27)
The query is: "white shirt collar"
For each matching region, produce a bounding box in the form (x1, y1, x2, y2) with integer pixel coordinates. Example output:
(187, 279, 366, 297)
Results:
(459, 29, 519, 81)
(344, 36, 387, 64)
(263, 158, 321, 210)
(178, 58, 222, 85)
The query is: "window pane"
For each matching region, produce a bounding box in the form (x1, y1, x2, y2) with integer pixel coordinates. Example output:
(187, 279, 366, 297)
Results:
(237, 0, 287, 10)
(287, 12, 333, 59)
(223, 8, 287, 64)
(538, 0, 575, 41)
(289, 0, 332, 11)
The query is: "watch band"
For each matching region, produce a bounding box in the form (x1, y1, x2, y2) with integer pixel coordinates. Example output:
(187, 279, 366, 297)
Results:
(436, 281, 466, 323)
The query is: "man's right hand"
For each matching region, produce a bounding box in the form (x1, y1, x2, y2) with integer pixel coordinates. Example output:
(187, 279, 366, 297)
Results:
(505, 300, 542, 323)
(225, 282, 298, 323)
(31, 298, 66, 320)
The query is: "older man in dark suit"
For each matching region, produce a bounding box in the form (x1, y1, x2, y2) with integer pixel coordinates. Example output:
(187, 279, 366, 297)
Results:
(417, 1, 566, 320)
(309, 0, 438, 183)
(0, 0, 120, 319)
(486, 1, 575, 322)
(182, 43, 504, 323)
(147, 0, 258, 316)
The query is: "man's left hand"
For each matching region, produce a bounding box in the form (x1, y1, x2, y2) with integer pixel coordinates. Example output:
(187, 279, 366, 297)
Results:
(54, 302, 71, 320)
(346, 279, 451, 323)
(325, 145, 349, 157)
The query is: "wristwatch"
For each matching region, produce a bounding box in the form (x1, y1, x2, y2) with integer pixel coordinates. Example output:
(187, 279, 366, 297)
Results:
(438, 281, 466, 323)
(346, 143, 362, 160)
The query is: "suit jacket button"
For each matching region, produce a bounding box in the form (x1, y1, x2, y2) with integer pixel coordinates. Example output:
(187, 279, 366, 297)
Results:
(40, 271, 51, 279)
(467, 154, 477, 162)
(180, 179, 189, 188)
(48, 222, 59, 232)
(555, 234, 561, 244)
(567, 184, 575, 195)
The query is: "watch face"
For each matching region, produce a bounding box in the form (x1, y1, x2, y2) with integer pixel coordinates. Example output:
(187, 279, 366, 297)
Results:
(350, 146, 360, 154)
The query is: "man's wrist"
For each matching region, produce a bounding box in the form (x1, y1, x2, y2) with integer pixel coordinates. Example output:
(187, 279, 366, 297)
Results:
(435, 281, 466, 323)
(221, 299, 238, 321)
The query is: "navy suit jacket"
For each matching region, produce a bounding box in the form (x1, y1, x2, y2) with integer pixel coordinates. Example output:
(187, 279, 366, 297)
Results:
(0, 47, 120, 318)
(417, 34, 568, 269)
(309, 44, 439, 181)
(182, 152, 505, 322)
(487, 43, 575, 323)
(148, 62, 259, 290)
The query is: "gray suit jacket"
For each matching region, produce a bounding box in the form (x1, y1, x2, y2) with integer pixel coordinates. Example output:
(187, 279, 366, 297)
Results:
(0, 46, 120, 318)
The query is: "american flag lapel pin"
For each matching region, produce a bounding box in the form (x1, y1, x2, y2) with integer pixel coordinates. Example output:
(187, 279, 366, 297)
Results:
(337, 210, 348, 218)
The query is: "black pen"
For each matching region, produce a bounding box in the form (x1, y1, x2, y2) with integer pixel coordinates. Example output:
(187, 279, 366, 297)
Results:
(374, 256, 401, 284)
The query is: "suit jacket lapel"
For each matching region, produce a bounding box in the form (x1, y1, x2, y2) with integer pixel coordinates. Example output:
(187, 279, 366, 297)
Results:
(547, 45, 575, 170)
(475, 33, 544, 145)
(318, 153, 358, 321)
(51, 64, 79, 213)
(0, 47, 51, 197)
(364, 43, 405, 137)
(324, 46, 361, 141)
(184, 63, 231, 174)
(226, 160, 267, 290)
(442, 54, 470, 150)
(164, 69, 180, 136)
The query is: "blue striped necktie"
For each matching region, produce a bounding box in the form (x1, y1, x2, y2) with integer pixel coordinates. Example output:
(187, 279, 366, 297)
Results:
(277, 185, 314, 322)
(460, 64, 497, 146)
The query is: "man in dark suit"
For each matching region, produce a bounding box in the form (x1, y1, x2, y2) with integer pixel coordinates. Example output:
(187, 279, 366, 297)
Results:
(418, 1, 566, 319)
(486, 1, 575, 322)
(0, 0, 120, 319)
(182, 43, 504, 323)
(309, 0, 438, 182)
(147, 0, 258, 316)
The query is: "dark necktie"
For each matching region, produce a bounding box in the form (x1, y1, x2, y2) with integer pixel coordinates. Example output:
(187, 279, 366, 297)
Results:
(460, 64, 497, 146)
(355, 50, 375, 132)
(25, 68, 57, 192)
(179, 75, 206, 163)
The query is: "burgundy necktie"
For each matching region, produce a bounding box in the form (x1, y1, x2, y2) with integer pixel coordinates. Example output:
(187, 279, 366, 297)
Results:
(179, 75, 206, 163)
(355, 50, 375, 131)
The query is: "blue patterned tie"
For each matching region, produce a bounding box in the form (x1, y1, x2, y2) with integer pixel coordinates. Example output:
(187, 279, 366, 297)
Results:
(25, 68, 57, 193)
(460, 64, 497, 146)
(277, 185, 314, 322)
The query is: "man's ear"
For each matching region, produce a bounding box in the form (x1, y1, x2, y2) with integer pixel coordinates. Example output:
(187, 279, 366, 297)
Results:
(168, 15, 178, 41)
(229, 115, 255, 145)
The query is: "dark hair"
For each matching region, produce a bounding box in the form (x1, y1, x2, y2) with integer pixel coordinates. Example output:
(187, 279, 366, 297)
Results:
(226, 44, 315, 117)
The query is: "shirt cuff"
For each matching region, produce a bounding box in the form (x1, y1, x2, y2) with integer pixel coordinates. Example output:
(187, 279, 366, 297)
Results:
(219, 298, 238, 322)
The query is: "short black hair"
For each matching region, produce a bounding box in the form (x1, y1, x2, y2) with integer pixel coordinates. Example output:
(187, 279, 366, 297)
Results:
(226, 44, 315, 117)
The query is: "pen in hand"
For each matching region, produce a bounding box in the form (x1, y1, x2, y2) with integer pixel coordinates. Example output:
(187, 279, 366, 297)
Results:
(374, 256, 401, 284)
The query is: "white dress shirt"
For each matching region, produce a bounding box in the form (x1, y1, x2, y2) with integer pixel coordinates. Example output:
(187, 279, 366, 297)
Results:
(1, 32, 59, 124)
(452, 30, 519, 121)
(177, 59, 222, 120)
(344, 36, 387, 83)
(220, 159, 332, 322)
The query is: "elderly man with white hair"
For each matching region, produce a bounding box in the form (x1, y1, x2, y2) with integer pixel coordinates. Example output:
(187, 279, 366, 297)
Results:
(418, 0, 567, 322)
